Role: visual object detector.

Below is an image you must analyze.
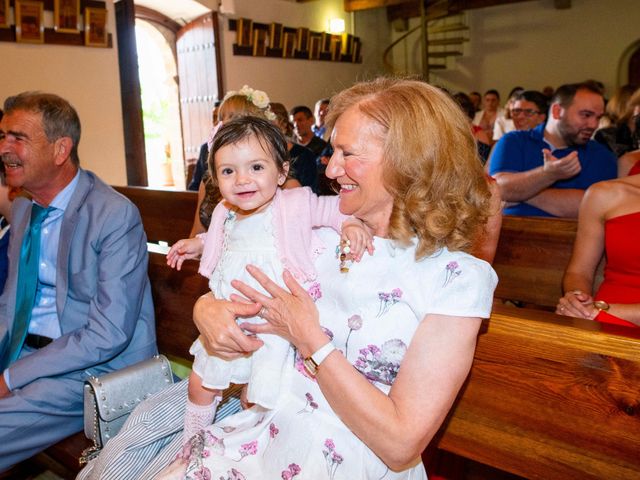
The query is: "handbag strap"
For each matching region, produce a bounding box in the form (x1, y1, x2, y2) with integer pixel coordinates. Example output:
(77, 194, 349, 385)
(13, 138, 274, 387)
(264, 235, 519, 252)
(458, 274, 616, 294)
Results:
(80, 379, 102, 466)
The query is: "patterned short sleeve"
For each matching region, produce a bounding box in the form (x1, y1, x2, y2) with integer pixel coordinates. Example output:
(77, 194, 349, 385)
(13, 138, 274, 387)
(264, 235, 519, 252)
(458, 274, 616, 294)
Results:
(426, 254, 497, 319)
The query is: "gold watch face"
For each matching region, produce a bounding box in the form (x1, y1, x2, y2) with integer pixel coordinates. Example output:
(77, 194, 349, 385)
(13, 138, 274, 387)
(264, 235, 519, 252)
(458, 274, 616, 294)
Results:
(594, 300, 610, 311)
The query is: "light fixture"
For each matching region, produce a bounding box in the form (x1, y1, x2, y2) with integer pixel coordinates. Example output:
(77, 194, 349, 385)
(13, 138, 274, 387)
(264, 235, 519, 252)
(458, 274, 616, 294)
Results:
(328, 18, 345, 34)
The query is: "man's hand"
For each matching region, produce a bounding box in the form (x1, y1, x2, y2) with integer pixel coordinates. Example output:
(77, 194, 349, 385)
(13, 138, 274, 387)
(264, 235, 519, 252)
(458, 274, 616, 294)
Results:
(542, 149, 581, 181)
(0, 374, 10, 398)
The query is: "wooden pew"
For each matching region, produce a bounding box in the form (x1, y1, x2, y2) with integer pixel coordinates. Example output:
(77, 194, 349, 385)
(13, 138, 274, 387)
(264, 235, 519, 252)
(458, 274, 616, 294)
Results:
(492, 215, 603, 310)
(112, 185, 198, 245)
(435, 304, 640, 480)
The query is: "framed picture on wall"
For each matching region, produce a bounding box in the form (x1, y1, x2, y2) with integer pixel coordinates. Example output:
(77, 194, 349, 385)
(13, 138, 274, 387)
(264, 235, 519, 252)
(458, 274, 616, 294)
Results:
(282, 31, 296, 58)
(269, 22, 283, 49)
(236, 18, 253, 47)
(308, 35, 321, 60)
(252, 28, 267, 56)
(84, 7, 108, 47)
(15, 0, 44, 44)
(54, 0, 80, 33)
(0, 0, 10, 29)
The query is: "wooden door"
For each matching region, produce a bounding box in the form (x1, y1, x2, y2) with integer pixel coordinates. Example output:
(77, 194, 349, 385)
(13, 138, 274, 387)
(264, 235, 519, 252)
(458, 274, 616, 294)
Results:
(176, 12, 224, 163)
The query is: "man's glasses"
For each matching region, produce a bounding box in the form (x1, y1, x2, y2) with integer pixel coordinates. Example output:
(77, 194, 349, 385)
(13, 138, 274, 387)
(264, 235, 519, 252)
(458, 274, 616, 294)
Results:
(511, 108, 541, 117)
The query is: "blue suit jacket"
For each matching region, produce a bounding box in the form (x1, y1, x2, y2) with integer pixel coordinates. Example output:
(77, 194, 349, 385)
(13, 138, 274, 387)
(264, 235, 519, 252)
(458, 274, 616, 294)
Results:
(0, 169, 157, 390)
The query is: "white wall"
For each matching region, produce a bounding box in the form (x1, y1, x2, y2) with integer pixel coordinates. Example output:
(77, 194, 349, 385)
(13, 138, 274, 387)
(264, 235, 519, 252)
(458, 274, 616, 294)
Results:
(213, 0, 388, 109)
(394, 0, 640, 99)
(0, 0, 126, 185)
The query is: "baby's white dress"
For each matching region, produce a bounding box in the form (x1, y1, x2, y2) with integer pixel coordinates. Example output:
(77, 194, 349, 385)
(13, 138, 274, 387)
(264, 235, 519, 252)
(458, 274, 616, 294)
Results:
(190, 206, 298, 409)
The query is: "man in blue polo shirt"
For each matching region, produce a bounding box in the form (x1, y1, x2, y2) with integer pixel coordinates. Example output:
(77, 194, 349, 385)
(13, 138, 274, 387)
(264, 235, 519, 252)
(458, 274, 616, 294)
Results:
(489, 82, 617, 217)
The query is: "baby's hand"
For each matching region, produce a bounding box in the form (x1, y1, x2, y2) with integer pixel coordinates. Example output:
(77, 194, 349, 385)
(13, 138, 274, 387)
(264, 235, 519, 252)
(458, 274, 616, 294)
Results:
(341, 219, 374, 262)
(166, 237, 204, 271)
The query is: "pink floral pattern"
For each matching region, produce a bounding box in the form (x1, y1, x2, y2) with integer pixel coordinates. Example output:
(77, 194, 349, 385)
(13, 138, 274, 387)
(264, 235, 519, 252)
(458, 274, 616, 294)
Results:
(322, 438, 344, 479)
(377, 288, 402, 317)
(443, 261, 461, 287)
(354, 339, 407, 385)
(281, 463, 302, 479)
(307, 282, 323, 301)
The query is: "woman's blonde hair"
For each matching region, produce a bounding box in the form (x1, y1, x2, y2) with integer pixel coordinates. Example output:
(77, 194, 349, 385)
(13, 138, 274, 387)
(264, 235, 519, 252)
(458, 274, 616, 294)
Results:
(218, 94, 270, 123)
(326, 77, 491, 259)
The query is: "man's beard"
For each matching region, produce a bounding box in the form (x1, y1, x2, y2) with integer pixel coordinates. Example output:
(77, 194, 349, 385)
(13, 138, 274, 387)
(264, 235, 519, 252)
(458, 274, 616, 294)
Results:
(557, 118, 592, 147)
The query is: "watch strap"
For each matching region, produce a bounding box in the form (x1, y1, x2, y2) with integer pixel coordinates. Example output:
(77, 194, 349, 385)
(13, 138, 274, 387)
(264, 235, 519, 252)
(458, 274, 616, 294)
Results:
(303, 342, 335, 376)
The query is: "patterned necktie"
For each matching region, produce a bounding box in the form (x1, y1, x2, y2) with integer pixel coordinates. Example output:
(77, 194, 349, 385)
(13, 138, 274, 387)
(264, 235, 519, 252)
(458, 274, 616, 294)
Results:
(1, 203, 52, 369)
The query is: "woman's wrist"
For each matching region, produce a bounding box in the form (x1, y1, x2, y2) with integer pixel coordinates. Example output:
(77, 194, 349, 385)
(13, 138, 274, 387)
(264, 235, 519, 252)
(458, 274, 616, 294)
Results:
(297, 329, 331, 359)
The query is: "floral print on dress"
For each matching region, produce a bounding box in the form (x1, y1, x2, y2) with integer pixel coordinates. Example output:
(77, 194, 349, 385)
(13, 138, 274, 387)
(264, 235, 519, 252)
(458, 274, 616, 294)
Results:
(281, 463, 302, 479)
(307, 282, 322, 302)
(354, 339, 407, 385)
(297, 392, 319, 414)
(322, 439, 344, 479)
(443, 261, 461, 287)
(377, 288, 402, 317)
(184, 431, 223, 479)
(344, 314, 363, 357)
(219, 468, 246, 480)
(233, 441, 258, 462)
(294, 327, 334, 380)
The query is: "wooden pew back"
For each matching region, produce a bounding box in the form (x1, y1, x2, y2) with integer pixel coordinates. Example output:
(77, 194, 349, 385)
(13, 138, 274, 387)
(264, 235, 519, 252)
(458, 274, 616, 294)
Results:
(113, 186, 197, 245)
(436, 305, 640, 480)
(492, 215, 603, 309)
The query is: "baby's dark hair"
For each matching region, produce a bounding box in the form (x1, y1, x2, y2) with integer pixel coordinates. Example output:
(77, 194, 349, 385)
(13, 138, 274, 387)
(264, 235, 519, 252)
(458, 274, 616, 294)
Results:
(208, 116, 290, 179)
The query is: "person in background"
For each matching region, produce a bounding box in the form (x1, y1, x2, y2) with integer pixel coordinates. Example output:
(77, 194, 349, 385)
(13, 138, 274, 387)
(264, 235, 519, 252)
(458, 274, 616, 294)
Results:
(188, 101, 221, 191)
(312, 98, 330, 139)
(556, 173, 640, 327)
(509, 90, 548, 132)
(469, 91, 482, 114)
(453, 92, 492, 164)
(542, 86, 555, 100)
(0, 92, 156, 471)
(473, 89, 503, 142)
(289, 105, 328, 158)
(595, 85, 640, 157)
(492, 86, 524, 142)
(489, 82, 617, 217)
(270, 102, 319, 193)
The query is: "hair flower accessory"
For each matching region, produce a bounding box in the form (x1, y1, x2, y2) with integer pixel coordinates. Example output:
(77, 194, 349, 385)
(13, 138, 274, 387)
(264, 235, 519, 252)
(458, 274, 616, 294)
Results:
(225, 85, 270, 109)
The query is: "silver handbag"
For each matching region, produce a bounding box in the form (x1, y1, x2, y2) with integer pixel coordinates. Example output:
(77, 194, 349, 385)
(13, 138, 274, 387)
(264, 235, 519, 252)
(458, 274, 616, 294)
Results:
(80, 354, 174, 464)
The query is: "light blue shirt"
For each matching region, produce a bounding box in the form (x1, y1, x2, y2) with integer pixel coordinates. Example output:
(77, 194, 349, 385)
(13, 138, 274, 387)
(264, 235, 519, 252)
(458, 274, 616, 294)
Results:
(29, 171, 80, 338)
(4, 171, 79, 389)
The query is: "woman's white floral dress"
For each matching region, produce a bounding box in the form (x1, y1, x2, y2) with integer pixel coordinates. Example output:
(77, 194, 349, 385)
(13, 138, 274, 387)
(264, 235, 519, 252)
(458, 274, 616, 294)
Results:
(180, 229, 497, 480)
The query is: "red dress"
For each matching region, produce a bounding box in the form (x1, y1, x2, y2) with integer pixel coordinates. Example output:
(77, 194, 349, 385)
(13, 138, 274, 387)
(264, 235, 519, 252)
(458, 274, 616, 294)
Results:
(629, 159, 640, 176)
(594, 211, 640, 327)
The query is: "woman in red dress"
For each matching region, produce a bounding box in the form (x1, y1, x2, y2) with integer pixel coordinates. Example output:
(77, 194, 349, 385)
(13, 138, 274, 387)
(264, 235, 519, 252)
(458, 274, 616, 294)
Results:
(556, 174, 640, 327)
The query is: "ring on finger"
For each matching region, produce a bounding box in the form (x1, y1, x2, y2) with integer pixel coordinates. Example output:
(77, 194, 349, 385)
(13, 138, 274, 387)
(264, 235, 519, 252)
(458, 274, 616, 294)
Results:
(259, 306, 268, 318)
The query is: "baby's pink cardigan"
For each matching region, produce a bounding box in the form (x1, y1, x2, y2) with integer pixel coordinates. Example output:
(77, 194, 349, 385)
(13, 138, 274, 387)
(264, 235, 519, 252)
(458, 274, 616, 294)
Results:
(199, 187, 348, 283)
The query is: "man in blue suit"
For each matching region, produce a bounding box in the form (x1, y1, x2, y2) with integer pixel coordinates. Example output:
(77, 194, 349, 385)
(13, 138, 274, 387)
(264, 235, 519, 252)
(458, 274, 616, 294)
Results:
(0, 92, 156, 470)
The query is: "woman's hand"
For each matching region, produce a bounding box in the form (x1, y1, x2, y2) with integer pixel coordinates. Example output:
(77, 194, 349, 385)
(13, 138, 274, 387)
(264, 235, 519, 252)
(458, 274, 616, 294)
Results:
(166, 238, 204, 271)
(230, 265, 328, 357)
(556, 290, 598, 320)
(341, 219, 375, 262)
(192, 292, 264, 360)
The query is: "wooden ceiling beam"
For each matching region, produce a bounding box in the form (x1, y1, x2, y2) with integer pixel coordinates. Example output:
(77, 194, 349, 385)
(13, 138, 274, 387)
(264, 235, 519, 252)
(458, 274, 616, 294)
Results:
(344, 0, 410, 13)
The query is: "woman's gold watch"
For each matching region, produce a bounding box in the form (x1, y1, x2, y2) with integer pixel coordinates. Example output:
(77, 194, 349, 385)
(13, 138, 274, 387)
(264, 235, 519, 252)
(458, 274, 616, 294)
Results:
(593, 300, 610, 312)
